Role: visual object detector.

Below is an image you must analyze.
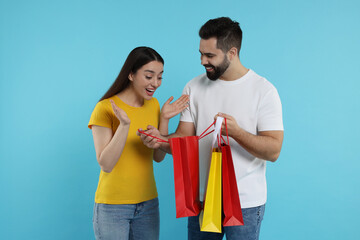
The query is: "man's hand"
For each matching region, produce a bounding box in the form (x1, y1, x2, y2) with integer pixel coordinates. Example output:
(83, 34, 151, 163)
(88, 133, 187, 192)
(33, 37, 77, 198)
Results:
(214, 112, 240, 138)
(214, 112, 283, 162)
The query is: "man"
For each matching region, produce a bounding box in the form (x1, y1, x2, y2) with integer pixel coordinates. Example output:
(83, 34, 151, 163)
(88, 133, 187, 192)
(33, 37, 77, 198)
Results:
(139, 17, 284, 240)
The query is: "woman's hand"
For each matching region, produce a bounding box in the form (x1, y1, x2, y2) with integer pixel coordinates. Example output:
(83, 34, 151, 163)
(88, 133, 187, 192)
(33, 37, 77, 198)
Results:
(160, 95, 189, 120)
(110, 100, 130, 126)
(137, 125, 165, 149)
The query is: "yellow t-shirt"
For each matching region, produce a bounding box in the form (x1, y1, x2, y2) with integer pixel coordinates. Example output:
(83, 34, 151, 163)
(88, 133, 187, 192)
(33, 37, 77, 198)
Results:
(88, 95, 160, 204)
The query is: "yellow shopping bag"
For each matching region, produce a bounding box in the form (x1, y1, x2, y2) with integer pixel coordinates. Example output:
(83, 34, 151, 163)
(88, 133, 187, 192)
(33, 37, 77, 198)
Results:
(199, 148, 222, 233)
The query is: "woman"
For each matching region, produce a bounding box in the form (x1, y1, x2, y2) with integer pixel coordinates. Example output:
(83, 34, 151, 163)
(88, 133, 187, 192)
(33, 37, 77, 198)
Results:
(88, 47, 189, 240)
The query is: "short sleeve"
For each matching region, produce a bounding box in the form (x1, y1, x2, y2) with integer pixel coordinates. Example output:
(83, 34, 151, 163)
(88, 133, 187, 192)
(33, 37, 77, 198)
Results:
(257, 88, 284, 132)
(88, 101, 113, 129)
(180, 83, 193, 122)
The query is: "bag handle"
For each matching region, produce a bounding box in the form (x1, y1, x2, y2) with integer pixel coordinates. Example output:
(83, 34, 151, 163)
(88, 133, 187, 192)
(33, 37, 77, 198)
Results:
(137, 129, 169, 143)
(198, 121, 215, 140)
(137, 120, 216, 143)
(212, 117, 224, 149)
(220, 118, 230, 145)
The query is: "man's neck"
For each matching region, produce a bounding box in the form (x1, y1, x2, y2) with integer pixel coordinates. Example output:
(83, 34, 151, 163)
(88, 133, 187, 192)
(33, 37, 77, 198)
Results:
(219, 60, 248, 81)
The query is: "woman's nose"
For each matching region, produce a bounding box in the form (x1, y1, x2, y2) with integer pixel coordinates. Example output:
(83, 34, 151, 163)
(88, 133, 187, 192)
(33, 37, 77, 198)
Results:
(152, 78, 160, 88)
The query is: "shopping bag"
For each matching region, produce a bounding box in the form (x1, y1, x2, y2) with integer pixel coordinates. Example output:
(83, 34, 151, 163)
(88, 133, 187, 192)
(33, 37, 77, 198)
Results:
(221, 118, 244, 226)
(138, 121, 216, 219)
(168, 121, 215, 218)
(200, 117, 224, 233)
(221, 144, 244, 226)
(200, 149, 222, 233)
(169, 136, 201, 218)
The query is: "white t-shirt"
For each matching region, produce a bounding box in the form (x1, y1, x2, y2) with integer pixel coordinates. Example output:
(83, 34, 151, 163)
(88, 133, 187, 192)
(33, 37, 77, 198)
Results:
(180, 69, 283, 208)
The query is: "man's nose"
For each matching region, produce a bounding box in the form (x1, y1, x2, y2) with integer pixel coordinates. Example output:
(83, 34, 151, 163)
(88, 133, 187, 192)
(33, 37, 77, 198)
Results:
(201, 55, 208, 65)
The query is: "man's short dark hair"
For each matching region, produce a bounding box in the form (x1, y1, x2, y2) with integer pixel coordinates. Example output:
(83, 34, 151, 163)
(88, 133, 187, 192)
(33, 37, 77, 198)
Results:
(199, 17, 243, 55)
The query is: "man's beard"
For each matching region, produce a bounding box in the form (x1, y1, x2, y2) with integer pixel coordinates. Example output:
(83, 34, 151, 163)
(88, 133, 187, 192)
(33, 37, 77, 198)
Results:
(204, 56, 230, 81)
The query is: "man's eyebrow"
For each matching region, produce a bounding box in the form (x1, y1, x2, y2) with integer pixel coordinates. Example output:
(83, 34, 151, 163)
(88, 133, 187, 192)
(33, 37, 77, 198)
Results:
(199, 50, 215, 56)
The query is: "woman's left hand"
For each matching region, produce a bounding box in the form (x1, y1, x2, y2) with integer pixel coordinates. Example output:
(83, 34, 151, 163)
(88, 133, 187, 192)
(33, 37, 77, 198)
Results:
(138, 125, 164, 149)
(161, 95, 190, 120)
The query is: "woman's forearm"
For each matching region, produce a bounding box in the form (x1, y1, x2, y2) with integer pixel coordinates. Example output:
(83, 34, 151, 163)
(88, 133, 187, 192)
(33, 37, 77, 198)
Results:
(153, 116, 169, 162)
(98, 124, 129, 172)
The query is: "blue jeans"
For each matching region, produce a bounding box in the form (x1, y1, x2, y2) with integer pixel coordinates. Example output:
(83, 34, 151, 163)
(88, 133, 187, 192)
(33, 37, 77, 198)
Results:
(188, 205, 265, 240)
(93, 198, 160, 240)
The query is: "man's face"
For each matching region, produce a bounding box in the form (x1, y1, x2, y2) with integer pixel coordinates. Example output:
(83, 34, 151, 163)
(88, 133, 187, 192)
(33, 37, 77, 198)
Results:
(199, 37, 230, 80)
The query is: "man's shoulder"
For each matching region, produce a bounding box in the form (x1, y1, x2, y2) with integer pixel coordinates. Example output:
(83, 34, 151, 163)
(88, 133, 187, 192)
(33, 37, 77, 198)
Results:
(185, 73, 208, 88)
(248, 69, 277, 92)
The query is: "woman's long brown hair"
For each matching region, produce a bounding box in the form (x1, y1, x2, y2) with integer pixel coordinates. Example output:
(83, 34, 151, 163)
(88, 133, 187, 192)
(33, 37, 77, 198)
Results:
(99, 47, 164, 101)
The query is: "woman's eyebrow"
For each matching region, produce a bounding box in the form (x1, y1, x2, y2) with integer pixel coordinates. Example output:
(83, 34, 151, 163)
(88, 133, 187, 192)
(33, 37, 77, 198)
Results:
(144, 70, 164, 74)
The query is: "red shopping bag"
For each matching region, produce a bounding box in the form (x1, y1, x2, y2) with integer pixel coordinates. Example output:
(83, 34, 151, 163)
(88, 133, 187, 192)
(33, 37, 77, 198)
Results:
(169, 136, 201, 218)
(169, 122, 215, 218)
(138, 122, 214, 218)
(221, 118, 244, 226)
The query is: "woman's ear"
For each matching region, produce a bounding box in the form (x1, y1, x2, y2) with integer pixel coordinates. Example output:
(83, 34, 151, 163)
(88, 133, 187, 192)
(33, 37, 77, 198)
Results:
(128, 72, 134, 82)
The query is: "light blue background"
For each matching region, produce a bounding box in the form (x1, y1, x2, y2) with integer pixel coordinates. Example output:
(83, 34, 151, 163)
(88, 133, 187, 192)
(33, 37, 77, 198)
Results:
(1, 0, 359, 239)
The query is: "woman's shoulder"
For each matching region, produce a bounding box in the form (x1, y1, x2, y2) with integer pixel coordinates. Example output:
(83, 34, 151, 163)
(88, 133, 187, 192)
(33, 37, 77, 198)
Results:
(150, 97, 159, 104)
(94, 96, 116, 112)
(101, 95, 119, 105)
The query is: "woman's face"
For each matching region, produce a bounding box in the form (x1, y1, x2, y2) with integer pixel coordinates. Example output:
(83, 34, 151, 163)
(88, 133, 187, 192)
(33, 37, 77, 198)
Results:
(129, 61, 164, 101)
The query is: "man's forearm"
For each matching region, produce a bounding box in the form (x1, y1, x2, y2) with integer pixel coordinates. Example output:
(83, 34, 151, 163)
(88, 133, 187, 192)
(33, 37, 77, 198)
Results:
(158, 132, 185, 154)
(156, 121, 197, 154)
(231, 128, 283, 162)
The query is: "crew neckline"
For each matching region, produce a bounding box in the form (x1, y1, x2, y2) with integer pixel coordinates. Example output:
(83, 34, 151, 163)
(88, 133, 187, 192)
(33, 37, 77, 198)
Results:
(114, 95, 146, 109)
(213, 69, 253, 86)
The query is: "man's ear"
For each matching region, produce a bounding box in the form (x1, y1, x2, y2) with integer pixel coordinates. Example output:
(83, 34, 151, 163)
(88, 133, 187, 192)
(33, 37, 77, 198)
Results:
(228, 47, 238, 61)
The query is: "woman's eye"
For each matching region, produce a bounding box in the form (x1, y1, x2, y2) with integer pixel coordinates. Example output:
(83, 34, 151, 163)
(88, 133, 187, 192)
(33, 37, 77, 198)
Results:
(145, 76, 152, 80)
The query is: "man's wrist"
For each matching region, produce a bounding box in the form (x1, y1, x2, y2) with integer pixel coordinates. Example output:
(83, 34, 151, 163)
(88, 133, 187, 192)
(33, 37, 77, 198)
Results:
(230, 126, 244, 139)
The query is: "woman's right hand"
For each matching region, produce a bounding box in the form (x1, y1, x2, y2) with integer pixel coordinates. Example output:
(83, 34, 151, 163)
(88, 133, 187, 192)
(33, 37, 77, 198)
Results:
(110, 100, 130, 126)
